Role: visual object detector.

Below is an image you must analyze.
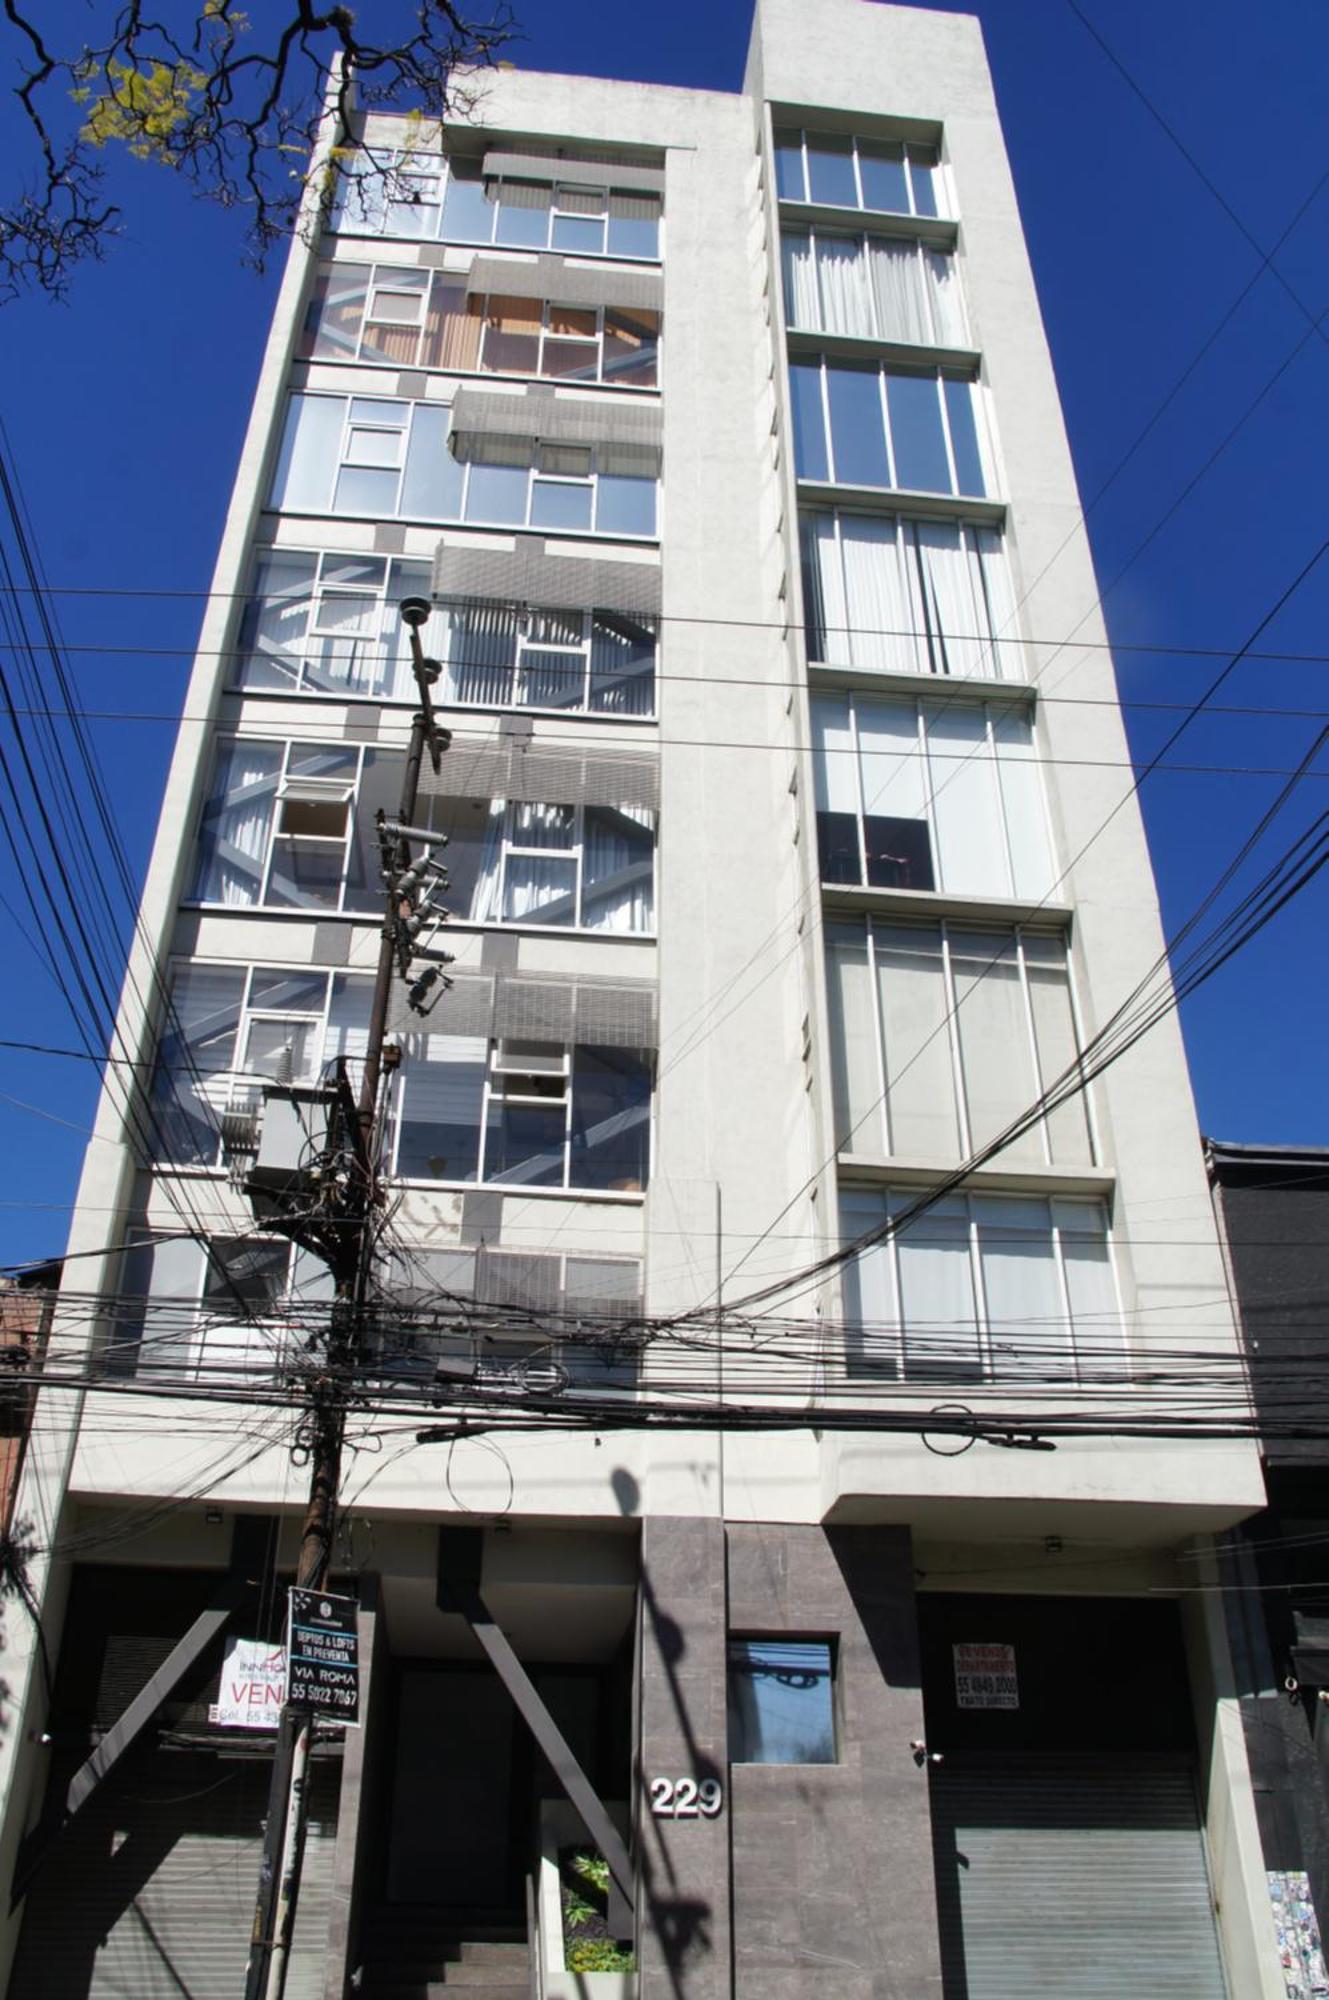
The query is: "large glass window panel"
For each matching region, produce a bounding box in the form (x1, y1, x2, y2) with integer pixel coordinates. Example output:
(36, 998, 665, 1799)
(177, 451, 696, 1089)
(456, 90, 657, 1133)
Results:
(800, 512, 848, 665)
(1053, 1200, 1125, 1372)
(437, 602, 519, 706)
(868, 239, 932, 345)
(811, 696, 861, 884)
(237, 553, 319, 692)
(589, 613, 656, 716)
(924, 707, 1006, 896)
(421, 277, 482, 370)
(856, 702, 932, 890)
(582, 804, 656, 932)
(825, 924, 880, 1153)
(304, 265, 370, 360)
(194, 741, 281, 905)
(774, 130, 806, 202)
(530, 478, 594, 531)
(594, 473, 656, 537)
(325, 973, 373, 1095)
(950, 931, 1041, 1159)
(465, 460, 530, 525)
(501, 803, 578, 926)
(602, 308, 658, 386)
(916, 522, 989, 678)
(400, 404, 465, 521)
(396, 1032, 486, 1180)
(842, 516, 922, 673)
(571, 1047, 651, 1191)
(1024, 934, 1093, 1164)
(974, 1194, 1071, 1378)
(815, 236, 874, 338)
(728, 1640, 836, 1765)
(826, 367, 890, 487)
(908, 148, 940, 220)
(806, 134, 858, 207)
(944, 376, 985, 495)
(886, 373, 951, 492)
(781, 234, 819, 331)
(789, 362, 830, 483)
(895, 1194, 983, 1379)
(494, 185, 549, 248)
(151, 965, 245, 1164)
(270, 395, 343, 512)
(441, 164, 495, 242)
(926, 248, 965, 346)
(486, 1092, 566, 1186)
(875, 923, 960, 1156)
(344, 749, 401, 912)
(481, 294, 541, 375)
(334, 464, 399, 514)
(839, 1188, 899, 1374)
(857, 141, 910, 215)
(993, 709, 1054, 898)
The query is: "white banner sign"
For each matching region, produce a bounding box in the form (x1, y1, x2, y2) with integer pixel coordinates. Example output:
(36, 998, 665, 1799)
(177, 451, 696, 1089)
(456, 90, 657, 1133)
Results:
(209, 1636, 287, 1730)
(953, 1641, 1019, 1710)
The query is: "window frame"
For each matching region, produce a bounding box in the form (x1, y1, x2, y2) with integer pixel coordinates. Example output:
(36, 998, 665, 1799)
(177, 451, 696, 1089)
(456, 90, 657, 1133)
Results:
(386, 1032, 654, 1195)
(330, 148, 663, 262)
(837, 1186, 1127, 1384)
(726, 1635, 839, 1766)
(774, 128, 946, 221)
(781, 228, 966, 349)
(235, 550, 434, 700)
(190, 736, 391, 916)
(824, 915, 1096, 1167)
(271, 391, 660, 540)
(793, 357, 987, 498)
(811, 689, 1054, 902)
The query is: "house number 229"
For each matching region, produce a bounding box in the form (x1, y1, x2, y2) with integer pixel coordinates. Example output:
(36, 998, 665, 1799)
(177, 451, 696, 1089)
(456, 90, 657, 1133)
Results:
(649, 1776, 723, 1818)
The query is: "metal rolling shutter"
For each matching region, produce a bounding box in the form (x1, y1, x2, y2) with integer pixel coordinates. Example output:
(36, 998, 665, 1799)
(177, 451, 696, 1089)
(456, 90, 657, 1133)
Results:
(929, 1753, 1228, 2000)
(9, 1749, 340, 1999)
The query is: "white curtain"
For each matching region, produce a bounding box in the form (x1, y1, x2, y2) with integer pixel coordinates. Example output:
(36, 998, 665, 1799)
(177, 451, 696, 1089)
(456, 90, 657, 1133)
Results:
(869, 239, 931, 345)
(437, 602, 518, 706)
(841, 516, 921, 672)
(801, 513, 848, 665)
(1024, 936, 1093, 1165)
(894, 1193, 982, 1379)
(824, 924, 879, 1153)
(194, 743, 281, 906)
(468, 799, 507, 922)
(992, 708, 1054, 898)
(949, 931, 1041, 1161)
(501, 802, 578, 924)
(589, 616, 655, 716)
(581, 804, 655, 933)
(974, 525, 1021, 681)
(811, 696, 858, 815)
(1053, 1200, 1124, 1373)
(815, 237, 874, 337)
(915, 522, 991, 678)
(856, 700, 927, 826)
(925, 248, 966, 346)
(781, 234, 820, 329)
(874, 922, 960, 1158)
(838, 1189, 901, 1376)
(974, 1195, 1070, 1379)
(923, 706, 1005, 897)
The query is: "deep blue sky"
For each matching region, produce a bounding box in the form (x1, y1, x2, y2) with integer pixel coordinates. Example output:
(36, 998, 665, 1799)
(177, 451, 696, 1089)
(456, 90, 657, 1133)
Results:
(1, 0, 1327, 1269)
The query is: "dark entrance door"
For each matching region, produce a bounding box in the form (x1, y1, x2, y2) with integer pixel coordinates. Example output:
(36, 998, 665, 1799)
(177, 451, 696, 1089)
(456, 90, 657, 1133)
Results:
(386, 1667, 521, 1913)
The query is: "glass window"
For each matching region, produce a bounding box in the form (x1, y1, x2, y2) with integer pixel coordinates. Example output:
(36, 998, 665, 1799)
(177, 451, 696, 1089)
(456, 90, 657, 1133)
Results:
(838, 1188, 1123, 1380)
(775, 129, 946, 221)
(419, 793, 656, 934)
(825, 918, 1090, 1168)
(192, 739, 400, 915)
(728, 1639, 836, 1764)
(810, 692, 1053, 899)
(783, 232, 965, 348)
(792, 362, 983, 497)
(801, 511, 1020, 681)
(332, 149, 661, 259)
(237, 552, 433, 700)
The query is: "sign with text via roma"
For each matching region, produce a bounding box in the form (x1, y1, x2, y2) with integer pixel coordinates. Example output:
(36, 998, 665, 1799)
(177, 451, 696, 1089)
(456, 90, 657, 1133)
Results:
(287, 1588, 361, 1726)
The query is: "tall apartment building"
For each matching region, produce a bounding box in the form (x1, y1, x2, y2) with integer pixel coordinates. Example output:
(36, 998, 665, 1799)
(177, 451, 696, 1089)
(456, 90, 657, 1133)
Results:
(0, 2, 1284, 1994)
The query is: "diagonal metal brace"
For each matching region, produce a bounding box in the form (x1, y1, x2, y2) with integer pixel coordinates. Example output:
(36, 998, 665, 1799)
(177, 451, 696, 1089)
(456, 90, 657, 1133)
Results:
(437, 1531, 633, 1936)
(10, 1581, 244, 1910)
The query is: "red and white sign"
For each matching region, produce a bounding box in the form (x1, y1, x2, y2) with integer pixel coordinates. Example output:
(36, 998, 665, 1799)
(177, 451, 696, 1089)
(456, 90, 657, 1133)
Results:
(209, 1636, 287, 1730)
(953, 1641, 1018, 1710)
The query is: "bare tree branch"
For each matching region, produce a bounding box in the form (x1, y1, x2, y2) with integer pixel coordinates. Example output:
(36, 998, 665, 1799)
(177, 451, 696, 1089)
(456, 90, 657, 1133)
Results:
(0, 0, 514, 301)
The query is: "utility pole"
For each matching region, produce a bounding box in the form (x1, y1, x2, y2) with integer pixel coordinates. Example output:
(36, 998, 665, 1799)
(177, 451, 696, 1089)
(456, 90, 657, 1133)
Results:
(243, 598, 450, 2000)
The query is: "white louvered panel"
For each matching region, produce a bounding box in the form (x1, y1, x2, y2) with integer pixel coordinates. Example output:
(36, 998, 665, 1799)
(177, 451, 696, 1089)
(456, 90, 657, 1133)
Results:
(931, 1756, 1228, 2000)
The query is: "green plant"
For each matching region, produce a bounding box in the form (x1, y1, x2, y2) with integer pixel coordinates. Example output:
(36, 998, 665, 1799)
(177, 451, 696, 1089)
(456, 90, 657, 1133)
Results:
(566, 1937, 636, 1974)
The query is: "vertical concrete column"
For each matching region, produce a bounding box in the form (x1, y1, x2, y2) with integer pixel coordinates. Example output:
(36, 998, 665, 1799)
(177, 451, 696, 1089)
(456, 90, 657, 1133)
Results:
(323, 1574, 384, 2000)
(637, 1515, 732, 1999)
(726, 1524, 942, 2000)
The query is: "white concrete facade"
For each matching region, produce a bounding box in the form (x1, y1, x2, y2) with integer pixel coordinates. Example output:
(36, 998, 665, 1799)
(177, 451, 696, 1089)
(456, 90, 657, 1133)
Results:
(0, 5, 1282, 1996)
